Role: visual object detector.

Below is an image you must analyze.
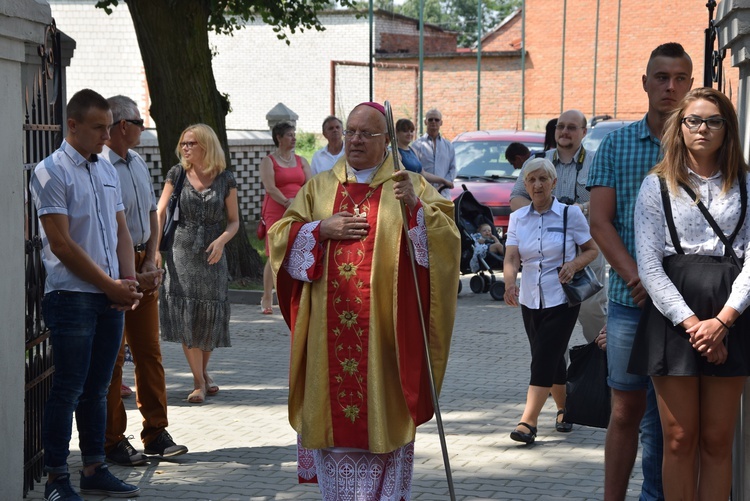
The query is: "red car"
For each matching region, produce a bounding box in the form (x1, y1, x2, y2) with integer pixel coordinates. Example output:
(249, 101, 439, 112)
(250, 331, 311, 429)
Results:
(449, 130, 546, 235)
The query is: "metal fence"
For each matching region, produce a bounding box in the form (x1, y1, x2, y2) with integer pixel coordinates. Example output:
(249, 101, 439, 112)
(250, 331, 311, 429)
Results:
(23, 21, 63, 497)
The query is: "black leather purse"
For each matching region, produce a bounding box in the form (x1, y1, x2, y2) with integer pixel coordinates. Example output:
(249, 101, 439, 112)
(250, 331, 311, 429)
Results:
(159, 166, 186, 252)
(558, 205, 603, 306)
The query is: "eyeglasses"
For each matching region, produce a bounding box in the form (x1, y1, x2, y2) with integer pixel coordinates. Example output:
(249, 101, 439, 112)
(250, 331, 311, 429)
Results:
(681, 116, 726, 131)
(123, 118, 144, 127)
(180, 141, 199, 149)
(342, 130, 385, 140)
(426, 118, 441, 123)
(555, 124, 583, 132)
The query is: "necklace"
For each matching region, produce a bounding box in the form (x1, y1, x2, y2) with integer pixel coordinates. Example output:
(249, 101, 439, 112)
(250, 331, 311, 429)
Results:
(341, 185, 376, 218)
(276, 151, 293, 163)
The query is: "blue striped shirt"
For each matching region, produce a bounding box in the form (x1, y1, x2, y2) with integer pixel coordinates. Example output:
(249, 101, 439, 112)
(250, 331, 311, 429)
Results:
(587, 115, 661, 307)
(30, 141, 125, 294)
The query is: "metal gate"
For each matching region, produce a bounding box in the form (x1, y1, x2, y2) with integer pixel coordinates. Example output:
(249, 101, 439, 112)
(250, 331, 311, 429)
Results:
(23, 21, 63, 497)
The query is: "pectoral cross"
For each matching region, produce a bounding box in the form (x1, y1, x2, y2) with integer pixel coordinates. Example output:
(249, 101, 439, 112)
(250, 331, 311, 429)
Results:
(353, 206, 366, 218)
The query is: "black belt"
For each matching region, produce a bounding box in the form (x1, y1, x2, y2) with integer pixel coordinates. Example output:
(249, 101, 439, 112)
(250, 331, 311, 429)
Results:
(134, 243, 147, 252)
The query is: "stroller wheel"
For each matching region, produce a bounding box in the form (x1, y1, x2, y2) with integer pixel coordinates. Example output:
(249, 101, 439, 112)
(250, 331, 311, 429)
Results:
(469, 275, 484, 293)
(482, 274, 492, 293)
(490, 281, 506, 301)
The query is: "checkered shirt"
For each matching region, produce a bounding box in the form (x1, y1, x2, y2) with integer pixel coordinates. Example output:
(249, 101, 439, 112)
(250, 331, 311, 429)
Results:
(587, 115, 662, 307)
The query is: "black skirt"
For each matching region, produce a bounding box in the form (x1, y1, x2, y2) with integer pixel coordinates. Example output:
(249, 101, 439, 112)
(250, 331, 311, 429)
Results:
(628, 254, 750, 377)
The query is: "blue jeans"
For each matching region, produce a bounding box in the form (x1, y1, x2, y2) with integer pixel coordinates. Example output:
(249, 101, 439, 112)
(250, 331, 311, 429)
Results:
(42, 291, 124, 474)
(606, 301, 664, 501)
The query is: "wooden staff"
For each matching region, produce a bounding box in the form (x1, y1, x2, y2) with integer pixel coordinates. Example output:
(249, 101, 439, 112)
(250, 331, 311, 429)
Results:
(385, 101, 456, 501)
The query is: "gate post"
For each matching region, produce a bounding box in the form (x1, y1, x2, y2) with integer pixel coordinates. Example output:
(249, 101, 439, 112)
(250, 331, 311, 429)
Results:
(0, 0, 52, 497)
(715, 1, 750, 500)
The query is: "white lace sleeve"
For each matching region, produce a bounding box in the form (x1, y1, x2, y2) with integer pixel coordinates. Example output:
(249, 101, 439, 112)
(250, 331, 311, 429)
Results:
(407, 206, 429, 268)
(283, 221, 321, 282)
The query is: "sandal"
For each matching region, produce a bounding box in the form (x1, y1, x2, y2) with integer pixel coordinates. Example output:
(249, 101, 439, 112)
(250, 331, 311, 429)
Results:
(556, 409, 573, 433)
(262, 307, 273, 315)
(187, 388, 205, 404)
(205, 376, 219, 395)
(510, 422, 537, 444)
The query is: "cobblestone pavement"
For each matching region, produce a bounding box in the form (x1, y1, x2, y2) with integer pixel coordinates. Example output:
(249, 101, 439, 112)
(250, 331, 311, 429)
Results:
(26, 279, 646, 500)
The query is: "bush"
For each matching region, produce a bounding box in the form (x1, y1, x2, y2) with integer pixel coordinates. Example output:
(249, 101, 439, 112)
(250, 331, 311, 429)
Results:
(296, 131, 317, 152)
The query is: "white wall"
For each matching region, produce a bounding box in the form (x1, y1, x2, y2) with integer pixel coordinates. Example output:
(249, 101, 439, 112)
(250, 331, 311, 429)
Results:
(47, 0, 150, 124)
(47, 2, 374, 132)
(0, 0, 52, 496)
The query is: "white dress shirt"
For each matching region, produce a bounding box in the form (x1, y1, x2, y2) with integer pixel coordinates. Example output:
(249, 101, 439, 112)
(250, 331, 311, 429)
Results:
(635, 172, 750, 325)
(506, 198, 592, 309)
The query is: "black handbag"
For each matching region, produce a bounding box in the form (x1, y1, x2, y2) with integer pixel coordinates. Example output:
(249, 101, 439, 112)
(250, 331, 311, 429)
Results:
(558, 205, 603, 306)
(565, 341, 611, 428)
(159, 166, 186, 252)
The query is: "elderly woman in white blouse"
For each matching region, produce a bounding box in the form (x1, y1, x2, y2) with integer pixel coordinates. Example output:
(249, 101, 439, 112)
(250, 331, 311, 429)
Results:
(629, 87, 750, 500)
(503, 157, 598, 445)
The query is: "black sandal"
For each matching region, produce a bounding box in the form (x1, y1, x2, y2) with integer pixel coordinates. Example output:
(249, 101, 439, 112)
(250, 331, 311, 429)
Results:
(510, 422, 537, 444)
(556, 409, 573, 433)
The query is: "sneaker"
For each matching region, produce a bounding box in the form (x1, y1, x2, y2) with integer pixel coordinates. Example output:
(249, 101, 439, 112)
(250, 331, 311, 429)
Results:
(79, 463, 140, 498)
(120, 384, 133, 397)
(44, 474, 83, 501)
(144, 430, 188, 458)
(106, 436, 148, 466)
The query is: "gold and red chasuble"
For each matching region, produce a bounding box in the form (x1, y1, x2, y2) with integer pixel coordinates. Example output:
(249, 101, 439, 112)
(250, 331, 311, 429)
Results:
(327, 182, 382, 450)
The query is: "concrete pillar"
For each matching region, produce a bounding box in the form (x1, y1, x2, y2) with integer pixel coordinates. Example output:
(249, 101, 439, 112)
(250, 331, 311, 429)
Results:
(266, 102, 299, 131)
(715, 1, 750, 499)
(0, 0, 52, 497)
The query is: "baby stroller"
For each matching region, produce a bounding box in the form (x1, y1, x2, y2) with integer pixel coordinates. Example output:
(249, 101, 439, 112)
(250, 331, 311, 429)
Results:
(454, 188, 506, 301)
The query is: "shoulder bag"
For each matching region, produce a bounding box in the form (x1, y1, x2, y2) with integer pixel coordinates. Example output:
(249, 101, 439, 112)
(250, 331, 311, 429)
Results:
(558, 205, 603, 306)
(159, 166, 186, 252)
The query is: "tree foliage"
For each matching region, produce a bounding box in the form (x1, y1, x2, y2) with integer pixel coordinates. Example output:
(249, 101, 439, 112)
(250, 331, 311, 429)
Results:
(93, 0, 354, 279)
(373, 0, 521, 48)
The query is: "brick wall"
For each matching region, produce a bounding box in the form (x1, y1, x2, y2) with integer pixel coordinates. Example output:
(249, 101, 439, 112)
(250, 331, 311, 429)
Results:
(376, 53, 522, 139)
(482, 10, 522, 51)
(523, 0, 739, 128)
(134, 131, 274, 223)
(47, 0, 740, 139)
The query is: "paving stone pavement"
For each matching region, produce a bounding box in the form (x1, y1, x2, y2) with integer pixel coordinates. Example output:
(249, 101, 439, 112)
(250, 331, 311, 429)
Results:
(26, 278, 648, 500)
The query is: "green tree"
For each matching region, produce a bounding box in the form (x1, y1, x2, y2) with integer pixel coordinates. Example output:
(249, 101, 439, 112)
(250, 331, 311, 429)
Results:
(378, 0, 520, 48)
(94, 0, 355, 279)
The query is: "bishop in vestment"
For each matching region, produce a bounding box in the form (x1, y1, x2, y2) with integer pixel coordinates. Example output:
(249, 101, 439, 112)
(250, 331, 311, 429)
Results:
(268, 103, 460, 500)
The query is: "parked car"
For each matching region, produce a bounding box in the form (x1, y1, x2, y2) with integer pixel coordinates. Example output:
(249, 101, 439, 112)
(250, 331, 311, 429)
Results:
(582, 119, 634, 153)
(448, 130, 545, 235)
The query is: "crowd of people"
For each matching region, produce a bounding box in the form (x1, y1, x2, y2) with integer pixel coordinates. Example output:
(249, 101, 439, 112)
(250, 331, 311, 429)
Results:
(29, 40, 750, 501)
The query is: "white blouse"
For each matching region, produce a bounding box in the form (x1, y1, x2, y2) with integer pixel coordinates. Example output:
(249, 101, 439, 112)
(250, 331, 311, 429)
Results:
(634, 171, 750, 325)
(506, 198, 592, 309)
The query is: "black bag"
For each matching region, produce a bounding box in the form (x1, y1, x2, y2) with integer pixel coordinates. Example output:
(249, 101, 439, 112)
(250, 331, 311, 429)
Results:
(558, 205, 603, 306)
(565, 341, 611, 428)
(159, 166, 186, 252)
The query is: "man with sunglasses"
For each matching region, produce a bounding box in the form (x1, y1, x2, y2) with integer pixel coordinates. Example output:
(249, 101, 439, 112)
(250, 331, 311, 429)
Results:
(101, 95, 187, 468)
(509, 110, 606, 350)
(412, 108, 456, 198)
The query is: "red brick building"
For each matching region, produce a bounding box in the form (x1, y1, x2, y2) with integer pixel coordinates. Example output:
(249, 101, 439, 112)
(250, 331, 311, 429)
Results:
(375, 0, 738, 137)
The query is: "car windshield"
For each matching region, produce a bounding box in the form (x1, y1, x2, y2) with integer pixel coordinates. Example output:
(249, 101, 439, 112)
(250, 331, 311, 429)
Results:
(454, 140, 540, 179)
(582, 122, 633, 153)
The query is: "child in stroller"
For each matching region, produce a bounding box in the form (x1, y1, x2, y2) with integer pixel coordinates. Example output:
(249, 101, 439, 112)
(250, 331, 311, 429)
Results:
(454, 190, 506, 300)
(470, 223, 505, 272)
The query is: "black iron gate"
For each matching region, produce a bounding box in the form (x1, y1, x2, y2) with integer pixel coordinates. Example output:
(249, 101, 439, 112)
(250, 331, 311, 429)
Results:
(23, 21, 63, 497)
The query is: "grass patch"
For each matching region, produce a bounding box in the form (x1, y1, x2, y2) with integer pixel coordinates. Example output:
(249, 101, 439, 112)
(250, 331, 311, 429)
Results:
(229, 277, 263, 290)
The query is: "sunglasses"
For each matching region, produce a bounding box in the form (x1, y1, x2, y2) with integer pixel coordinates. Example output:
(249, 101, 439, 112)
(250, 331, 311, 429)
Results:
(123, 118, 145, 127)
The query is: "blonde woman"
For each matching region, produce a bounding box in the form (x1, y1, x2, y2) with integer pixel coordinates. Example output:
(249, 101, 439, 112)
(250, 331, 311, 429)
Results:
(157, 124, 239, 404)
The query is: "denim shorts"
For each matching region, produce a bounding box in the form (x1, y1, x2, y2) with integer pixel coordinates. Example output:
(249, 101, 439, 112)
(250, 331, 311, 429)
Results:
(606, 300, 650, 391)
